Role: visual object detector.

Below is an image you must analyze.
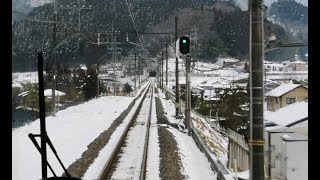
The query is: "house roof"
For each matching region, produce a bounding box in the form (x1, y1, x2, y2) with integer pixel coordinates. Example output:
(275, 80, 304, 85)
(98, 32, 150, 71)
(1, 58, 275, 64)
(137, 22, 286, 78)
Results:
(12, 81, 23, 88)
(265, 83, 303, 97)
(281, 133, 308, 141)
(44, 89, 66, 97)
(191, 86, 204, 91)
(264, 101, 308, 127)
(288, 120, 308, 136)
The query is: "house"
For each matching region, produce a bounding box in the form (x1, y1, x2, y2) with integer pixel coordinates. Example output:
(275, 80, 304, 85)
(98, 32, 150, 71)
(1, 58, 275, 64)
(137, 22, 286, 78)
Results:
(264, 83, 308, 111)
(191, 86, 204, 97)
(288, 60, 306, 71)
(264, 101, 308, 179)
(265, 81, 281, 93)
(12, 81, 23, 96)
(265, 127, 308, 180)
(199, 84, 215, 90)
(44, 89, 66, 105)
(203, 89, 219, 101)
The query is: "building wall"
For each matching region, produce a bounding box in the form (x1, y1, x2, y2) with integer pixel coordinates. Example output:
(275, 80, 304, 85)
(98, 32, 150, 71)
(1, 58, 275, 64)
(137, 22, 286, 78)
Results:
(266, 97, 281, 111)
(280, 87, 308, 108)
(281, 140, 308, 180)
(265, 131, 294, 179)
(290, 63, 306, 71)
(267, 86, 307, 111)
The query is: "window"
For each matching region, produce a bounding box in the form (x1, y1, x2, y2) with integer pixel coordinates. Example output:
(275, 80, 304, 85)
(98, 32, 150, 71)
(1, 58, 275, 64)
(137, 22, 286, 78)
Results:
(275, 97, 279, 103)
(286, 98, 296, 104)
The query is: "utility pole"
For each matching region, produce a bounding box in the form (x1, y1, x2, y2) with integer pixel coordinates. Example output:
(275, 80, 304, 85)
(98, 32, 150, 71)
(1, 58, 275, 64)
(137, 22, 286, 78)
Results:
(166, 44, 168, 85)
(249, 0, 265, 179)
(59, 0, 92, 45)
(138, 55, 141, 89)
(54, 0, 92, 103)
(106, 21, 121, 95)
(134, 51, 137, 91)
(161, 51, 164, 92)
(175, 16, 180, 118)
(158, 55, 161, 89)
(185, 55, 191, 133)
(51, 0, 58, 116)
(92, 33, 108, 98)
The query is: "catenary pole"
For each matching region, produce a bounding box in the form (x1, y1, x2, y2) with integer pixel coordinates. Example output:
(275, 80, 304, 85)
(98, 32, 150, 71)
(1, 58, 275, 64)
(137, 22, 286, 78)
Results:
(161, 51, 164, 92)
(175, 16, 180, 117)
(249, 0, 265, 179)
(51, 0, 57, 116)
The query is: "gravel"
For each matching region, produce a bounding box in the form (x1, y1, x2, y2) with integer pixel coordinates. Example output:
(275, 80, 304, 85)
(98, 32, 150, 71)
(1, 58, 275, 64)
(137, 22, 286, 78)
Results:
(158, 126, 185, 180)
(155, 88, 185, 180)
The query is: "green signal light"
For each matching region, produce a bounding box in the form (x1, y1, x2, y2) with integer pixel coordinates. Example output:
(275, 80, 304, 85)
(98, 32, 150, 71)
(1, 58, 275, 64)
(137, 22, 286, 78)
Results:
(182, 39, 187, 43)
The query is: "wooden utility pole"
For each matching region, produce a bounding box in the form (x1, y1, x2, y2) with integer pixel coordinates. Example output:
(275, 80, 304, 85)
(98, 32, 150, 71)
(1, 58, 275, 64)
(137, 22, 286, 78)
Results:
(165, 43, 168, 97)
(165, 43, 168, 87)
(134, 51, 137, 91)
(161, 51, 164, 92)
(175, 16, 180, 118)
(249, 0, 265, 179)
(51, 0, 57, 116)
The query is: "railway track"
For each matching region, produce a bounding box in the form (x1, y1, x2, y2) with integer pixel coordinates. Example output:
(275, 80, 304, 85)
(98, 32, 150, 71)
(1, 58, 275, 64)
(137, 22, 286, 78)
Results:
(98, 80, 155, 180)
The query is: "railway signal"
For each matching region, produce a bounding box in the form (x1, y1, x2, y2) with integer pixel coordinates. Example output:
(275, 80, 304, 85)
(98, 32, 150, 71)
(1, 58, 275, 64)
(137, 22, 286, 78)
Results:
(179, 36, 190, 54)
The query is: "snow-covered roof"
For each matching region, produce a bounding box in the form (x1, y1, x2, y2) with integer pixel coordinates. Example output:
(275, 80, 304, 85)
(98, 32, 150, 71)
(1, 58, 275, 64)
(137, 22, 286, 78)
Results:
(264, 101, 308, 127)
(199, 84, 215, 90)
(44, 89, 66, 97)
(265, 83, 303, 97)
(80, 66, 87, 70)
(18, 91, 28, 97)
(12, 81, 23, 88)
(265, 125, 293, 132)
(291, 60, 306, 64)
(281, 133, 308, 141)
(288, 120, 308, 136)
(264, 60, 273, 64)
(191, 86, 204, 91)
(217, 57, 239, 63)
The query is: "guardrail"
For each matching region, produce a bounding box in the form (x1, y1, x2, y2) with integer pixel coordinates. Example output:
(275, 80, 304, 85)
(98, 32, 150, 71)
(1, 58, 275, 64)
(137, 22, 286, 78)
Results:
(166, 90, 234, 179)
(191, 129, 234, 180)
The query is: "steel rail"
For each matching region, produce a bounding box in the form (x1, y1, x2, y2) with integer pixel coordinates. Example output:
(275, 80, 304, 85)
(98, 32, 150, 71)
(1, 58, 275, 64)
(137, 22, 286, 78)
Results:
(98, 82, 151, 179)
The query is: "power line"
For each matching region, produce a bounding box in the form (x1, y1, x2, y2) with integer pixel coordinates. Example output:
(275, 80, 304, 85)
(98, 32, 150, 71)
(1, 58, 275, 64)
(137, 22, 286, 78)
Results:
(12, 10, 75, 24)
(125, 0, 145, 50)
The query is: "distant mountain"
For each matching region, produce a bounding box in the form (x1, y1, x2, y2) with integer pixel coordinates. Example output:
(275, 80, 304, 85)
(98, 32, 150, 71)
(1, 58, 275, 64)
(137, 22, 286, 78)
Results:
(12, 0, 297, 72)
(12, 0, 52, 22)
(263, 0, 308, 61)
(233, 0, 307, 11)
(267, 0, 307, 40)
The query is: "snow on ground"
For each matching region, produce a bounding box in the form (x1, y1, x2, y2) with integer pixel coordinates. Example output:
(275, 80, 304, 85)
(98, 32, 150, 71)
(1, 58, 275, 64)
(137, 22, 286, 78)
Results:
(82, 82, 149, 179)
(167, 127, 217, 180)
(12, 71, 39, 84)
(157, 86, 229, 167)
(191, 114, 229, 166)
(12, 96, 134, 180)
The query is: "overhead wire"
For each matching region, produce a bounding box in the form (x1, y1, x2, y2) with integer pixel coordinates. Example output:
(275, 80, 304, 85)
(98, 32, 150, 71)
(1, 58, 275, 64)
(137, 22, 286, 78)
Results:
(125, 0, 145, 51)
(12, 10, 75, 25)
